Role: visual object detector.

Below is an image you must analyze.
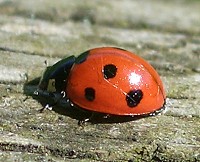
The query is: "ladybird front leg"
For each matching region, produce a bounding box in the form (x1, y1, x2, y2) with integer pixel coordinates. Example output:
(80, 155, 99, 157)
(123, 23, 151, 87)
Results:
(103, 114, 111, 119)
(35, 90, 66, 112)
(41, 104, 53, 112)
(78, 112, 94, 126)
(46, 92, 65, 110)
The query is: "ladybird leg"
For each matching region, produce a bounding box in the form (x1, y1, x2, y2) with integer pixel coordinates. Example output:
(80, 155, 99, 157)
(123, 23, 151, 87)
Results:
(41, 104, 53, 112)
(78, 112, 95, 125)
(66, 99, 96, 125)
(38, 93, 60, 112)
(35, 90, 66, 112)
(103, 114, 111, 119)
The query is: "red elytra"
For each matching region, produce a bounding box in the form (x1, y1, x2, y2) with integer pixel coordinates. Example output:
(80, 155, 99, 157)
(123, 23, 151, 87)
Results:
(66, 47, 166, 115)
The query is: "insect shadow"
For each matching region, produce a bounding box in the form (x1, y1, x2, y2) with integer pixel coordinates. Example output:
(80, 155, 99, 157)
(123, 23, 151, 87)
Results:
(23, 77, 147, 124)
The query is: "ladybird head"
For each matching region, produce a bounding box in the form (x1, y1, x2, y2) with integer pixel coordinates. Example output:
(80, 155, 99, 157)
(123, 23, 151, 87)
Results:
(38, 66, 56, 92)
(35, 56, 76, 97)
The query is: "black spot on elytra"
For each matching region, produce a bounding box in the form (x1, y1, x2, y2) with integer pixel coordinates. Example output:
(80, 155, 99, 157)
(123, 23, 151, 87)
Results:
(126, 90, 143, 107)
(75, 50, 90, 64)
(85, 87, 95, 101)
(103, 64, 117, 79)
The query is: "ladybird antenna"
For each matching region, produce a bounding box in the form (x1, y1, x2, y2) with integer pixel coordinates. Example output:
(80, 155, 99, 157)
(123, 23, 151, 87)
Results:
(44, 60, 48, 67)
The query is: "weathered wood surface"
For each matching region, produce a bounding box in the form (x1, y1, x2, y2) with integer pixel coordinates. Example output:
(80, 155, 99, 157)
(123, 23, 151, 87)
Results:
(0, 0, 199, 161)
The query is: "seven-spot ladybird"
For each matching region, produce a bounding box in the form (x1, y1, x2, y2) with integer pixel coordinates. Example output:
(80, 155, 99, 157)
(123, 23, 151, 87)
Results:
(36, 47, 166, 116)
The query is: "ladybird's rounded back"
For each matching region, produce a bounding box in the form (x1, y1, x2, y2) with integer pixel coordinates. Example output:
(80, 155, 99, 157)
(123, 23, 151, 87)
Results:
(66, 47, 166, 115)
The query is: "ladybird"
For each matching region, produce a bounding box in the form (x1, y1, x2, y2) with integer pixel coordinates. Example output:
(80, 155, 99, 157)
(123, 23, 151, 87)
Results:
(36, 47, 166, 116)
